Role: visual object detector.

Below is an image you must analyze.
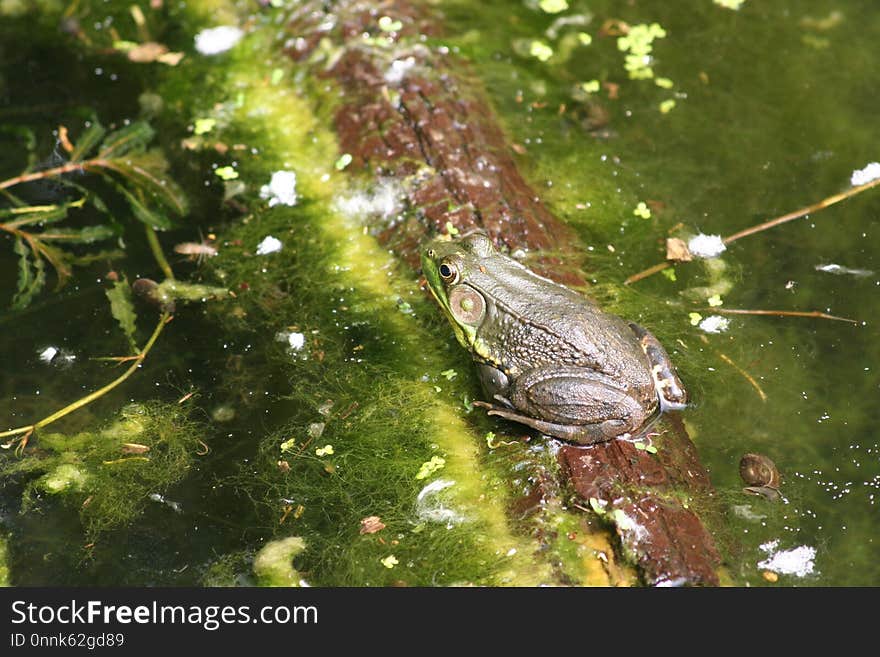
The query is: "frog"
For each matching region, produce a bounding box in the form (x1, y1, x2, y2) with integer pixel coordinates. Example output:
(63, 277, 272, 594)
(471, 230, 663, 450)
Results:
(421, 231, 687, 445)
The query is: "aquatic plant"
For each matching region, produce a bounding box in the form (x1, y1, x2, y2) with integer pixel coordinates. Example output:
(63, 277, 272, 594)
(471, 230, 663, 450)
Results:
(0, 120, 188, 308)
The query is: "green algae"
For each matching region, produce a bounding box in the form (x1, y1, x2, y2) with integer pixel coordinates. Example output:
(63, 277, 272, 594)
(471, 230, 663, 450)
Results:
(253, 536, 306, 586)
(3, 0, 878, 588)
(437, 0, 880, 586)
(0, 402, 204, 541)
(0, 534, 9, 586)
(141, 1, 571, 585)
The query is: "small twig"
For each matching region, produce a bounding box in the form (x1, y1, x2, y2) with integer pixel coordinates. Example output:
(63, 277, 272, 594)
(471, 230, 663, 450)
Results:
(624, 176, 880, 285)
(723, 176, 880, 244)
(716, 352, 767, 402)
(0, 160, 107, 190)
(713, 308, 857, 324)
(0, 312, 172, 454)
(624, 261, 671, 286)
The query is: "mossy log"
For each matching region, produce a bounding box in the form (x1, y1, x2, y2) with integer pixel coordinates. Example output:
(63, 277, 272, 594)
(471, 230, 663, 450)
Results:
(285, 0, 721, 586)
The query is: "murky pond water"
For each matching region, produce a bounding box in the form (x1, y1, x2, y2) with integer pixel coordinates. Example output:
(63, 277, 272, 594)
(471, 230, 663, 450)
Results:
(1, 0, 877, 586)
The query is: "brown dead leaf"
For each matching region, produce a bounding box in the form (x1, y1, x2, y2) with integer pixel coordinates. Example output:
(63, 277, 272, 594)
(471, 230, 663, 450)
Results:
(125, 42, 184, 66)
(121, 443, 151, 454)
(602, 81, 620, 100)
(126, 42, 167, 63)
(58, 125, 74, 153)
(665, 237, 693, 262)
(157, 51, 185, 66)
(359, 515, 386, 535)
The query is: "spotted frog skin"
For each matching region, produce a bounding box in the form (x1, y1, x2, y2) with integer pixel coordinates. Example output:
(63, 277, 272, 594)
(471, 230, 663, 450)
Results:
(421, 232, 687, 445)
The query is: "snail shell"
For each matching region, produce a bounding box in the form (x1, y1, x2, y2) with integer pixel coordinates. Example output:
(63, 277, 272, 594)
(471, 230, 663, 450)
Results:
(739, 453, 780, 489)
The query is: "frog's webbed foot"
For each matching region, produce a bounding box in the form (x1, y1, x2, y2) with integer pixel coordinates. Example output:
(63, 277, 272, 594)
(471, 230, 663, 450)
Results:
(473, 401, 624, 445)
(629, 322, 688, 410)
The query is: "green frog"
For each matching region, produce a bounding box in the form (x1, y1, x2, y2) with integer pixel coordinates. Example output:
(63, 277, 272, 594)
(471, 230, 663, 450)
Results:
(421, 232, 687, 445)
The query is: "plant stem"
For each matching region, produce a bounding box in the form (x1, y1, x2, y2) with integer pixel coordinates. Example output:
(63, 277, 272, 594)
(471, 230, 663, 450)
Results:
(145, 224, 175, 280)
(624, 261, 672, 286)
(717, 352, 767, 402)
(723, 176, 880, 244)
(0, 312, 172, 451)
(0, 160, 109, 190)
(625, 176, 880, 285)
(712, 308, 857, 323)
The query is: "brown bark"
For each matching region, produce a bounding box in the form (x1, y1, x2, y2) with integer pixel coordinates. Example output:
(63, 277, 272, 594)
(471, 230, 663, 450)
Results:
(285, 0, 721, 585)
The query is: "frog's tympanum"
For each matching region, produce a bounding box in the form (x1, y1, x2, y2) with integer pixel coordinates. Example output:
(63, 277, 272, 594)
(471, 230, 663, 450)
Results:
(421, 232, 687, 445)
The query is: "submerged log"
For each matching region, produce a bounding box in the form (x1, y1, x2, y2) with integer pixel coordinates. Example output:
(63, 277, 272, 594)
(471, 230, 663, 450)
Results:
(285, 0, 721, 585)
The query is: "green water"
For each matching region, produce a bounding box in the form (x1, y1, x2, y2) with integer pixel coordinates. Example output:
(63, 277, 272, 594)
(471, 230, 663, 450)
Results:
(1, 0, 878, 586)
(442, 0, 880, 584)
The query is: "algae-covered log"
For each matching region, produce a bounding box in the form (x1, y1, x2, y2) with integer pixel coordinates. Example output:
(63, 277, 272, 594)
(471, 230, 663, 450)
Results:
(284, 0, 721, 585)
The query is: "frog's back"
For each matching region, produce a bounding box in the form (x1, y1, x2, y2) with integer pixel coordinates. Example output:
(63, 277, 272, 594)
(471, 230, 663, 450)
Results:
(473, 259, 653, 384)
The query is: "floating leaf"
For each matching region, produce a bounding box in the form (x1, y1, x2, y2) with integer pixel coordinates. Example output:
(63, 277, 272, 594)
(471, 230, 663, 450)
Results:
(70, 122, 107, 162)
(377, 16, 402, 32)
(529, 40, 554, 62)
(659, 99, 677, 114)
(415, 455, 446, 480)
(538, 0, 568, 14)
(380, 555, 398, 568)
(214, 166, 238, 180)
(193, 118, 216, 135)
(633, 201, 651, 218)
(105, 276, 139, 353)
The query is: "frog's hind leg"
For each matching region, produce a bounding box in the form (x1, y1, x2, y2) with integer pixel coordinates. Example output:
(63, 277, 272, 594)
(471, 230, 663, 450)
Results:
(473, 402, 625, 445)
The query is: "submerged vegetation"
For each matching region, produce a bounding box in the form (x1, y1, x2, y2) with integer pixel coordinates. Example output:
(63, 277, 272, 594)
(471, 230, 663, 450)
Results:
(1, 119, 187, 309)
(0, 402, 204, 541)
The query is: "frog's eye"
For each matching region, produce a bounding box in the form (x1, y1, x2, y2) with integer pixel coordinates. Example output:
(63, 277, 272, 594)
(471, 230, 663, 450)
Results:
(439, 261, 459, 284)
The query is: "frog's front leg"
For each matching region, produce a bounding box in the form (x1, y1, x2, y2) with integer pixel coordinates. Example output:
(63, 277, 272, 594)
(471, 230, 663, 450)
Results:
(474, 365, 654, 445)
(629, 323, 688, 411)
